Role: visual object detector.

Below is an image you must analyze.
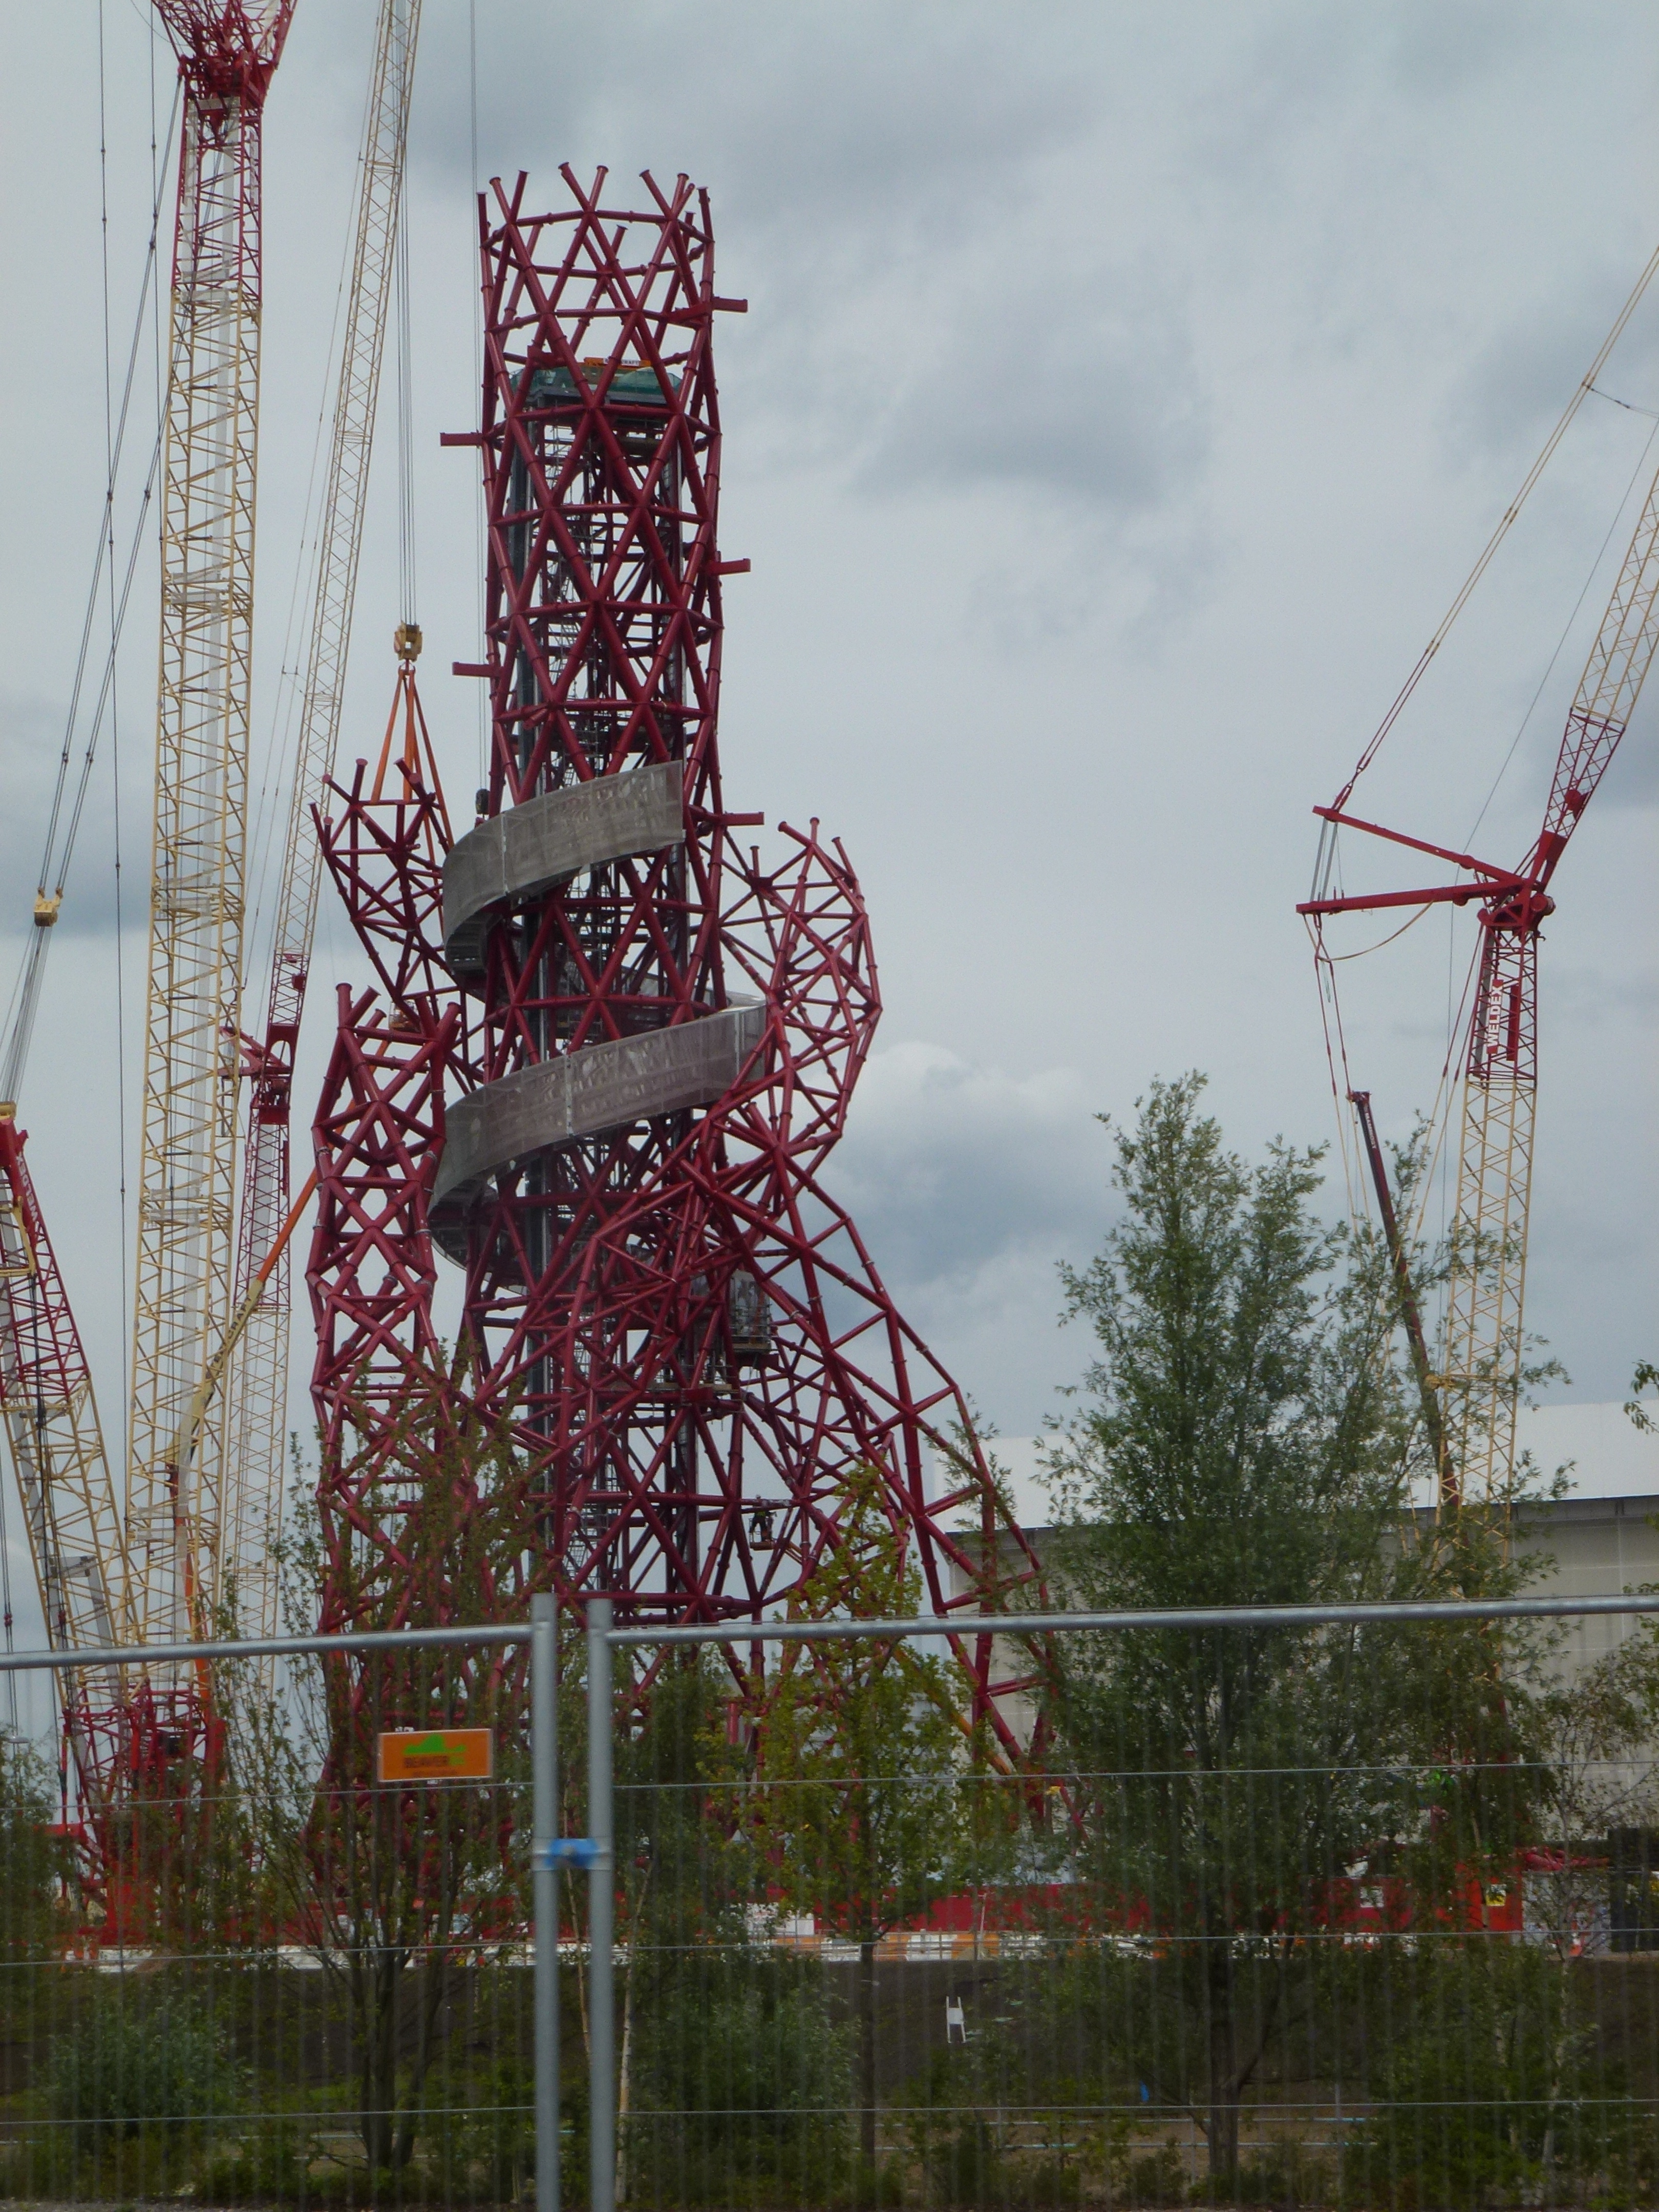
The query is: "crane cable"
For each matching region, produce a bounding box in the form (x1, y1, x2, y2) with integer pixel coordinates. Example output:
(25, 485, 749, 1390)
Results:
(1463, 412, 1659, 852)
(1307, 246, 1659, 1264)
(0, 83, 181, 1107)
(396, 184, 418, 631)
(1310, 395, 1659, 1221)
(0, 31, 176, 1730)
(1309, 235, 1659, 908)
(243, 25, 391, 972)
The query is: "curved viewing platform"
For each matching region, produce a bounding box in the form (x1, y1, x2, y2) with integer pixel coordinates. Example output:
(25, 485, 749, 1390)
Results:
(441, 759, 685, 974)
(433, 999, 766, 1224)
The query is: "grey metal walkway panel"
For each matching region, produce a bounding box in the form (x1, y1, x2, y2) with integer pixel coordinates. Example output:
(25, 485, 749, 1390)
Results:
(433, 1001, 765, 1213)
(442, 760, 685, 974)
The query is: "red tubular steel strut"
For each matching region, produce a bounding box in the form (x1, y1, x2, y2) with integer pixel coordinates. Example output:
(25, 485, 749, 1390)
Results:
(310, 171, 1043, 1750)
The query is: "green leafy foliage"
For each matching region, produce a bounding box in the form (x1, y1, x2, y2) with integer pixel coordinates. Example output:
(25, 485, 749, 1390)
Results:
(243, 1366, 531, 2177)
(0, 1728, 69, 1958)
(1038, 1075, 1557, 2186)
(735, 1465, 1011, 2163)
(46, 1983, 246, 2151)
(626, 1954, 853, 2204)
(1348, 1940, 1651, 2209)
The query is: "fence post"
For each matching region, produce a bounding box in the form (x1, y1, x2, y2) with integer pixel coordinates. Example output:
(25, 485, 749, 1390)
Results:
(532, 1593, 559, 2212)
(587, 1598, 615, 2212)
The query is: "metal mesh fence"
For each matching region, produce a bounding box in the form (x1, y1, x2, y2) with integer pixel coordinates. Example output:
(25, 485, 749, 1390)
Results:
(0, 1637, 538, 2205)
(603, 1615, 1659, 2212)
(1, 1604, 1658, 2208)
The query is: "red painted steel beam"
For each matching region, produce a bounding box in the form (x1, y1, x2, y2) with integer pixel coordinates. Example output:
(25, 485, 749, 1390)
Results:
(306, 173, 1046, 1757)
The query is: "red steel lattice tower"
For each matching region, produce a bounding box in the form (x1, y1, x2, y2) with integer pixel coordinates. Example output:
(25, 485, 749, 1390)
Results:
(311, 168, 1038, 1732)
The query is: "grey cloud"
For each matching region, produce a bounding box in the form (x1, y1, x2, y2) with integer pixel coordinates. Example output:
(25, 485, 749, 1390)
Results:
(1497, 668, 1659, 835)
(403, 3, 1097, 232)
(823, 1041, 1114, 1430)
(1534, 697, 1659, 818)
(1376, 0, 1554, 96)
(1545, 963, 1659, 1030)
(830, 1042, 1110, 1287)
(1598, 701, 1659, 809)
(1444, 273, 1659, 470)
(393, 5, 1108, 492)
(864, 263, 1206, 515)
(391, 6, 1210, 567)
(6, 0, 1655, 1448)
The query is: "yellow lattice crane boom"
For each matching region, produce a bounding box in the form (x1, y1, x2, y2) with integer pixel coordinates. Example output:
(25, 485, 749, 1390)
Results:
(1302, 450, 1659, 1503)
(128, 1, 295, 1646)
(1440, 459, 1659, 1496)
(223, 0, 423, 1644)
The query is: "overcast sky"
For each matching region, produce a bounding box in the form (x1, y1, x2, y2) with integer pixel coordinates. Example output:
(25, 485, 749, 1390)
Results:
(0, 3, 1654, 1674)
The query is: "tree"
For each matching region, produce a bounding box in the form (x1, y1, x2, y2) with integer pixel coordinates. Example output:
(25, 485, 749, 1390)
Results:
(737, 1467, 1005, 2171)
(1628, 1359, 1658, 1435)
(1039, 1074, 1540, 2186)
(244, 1372, 527, 2177)
(594, 1651, 854, 2207)
(0, 1729, 69, 1959)
(610, 1651, 745, 2202)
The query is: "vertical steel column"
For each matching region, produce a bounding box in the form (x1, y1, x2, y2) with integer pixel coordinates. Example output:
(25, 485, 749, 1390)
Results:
(531, 1592, 559, 2212)
(586, 1599, 615, 2212)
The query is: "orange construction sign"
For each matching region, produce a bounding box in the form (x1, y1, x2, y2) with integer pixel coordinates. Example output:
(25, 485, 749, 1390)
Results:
(377, 1727, 494, 1783)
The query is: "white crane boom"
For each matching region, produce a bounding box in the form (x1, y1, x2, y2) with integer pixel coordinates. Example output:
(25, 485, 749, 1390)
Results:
(128, 2, 295, 1647)
(221, 0, 424, 1641)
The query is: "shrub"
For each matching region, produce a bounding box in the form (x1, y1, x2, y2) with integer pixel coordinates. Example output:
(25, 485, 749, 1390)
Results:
(1122, 2140, 1187, 2207)
(195, 2117, 317, 2202)
(1344, 1943, 1636, 2210)
(626, 1955, 854, 2205)
(46, 1984, 246, 2152)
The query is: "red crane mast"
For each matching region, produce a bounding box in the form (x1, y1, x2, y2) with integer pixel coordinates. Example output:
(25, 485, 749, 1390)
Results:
(1301, 456, 1659, 1502)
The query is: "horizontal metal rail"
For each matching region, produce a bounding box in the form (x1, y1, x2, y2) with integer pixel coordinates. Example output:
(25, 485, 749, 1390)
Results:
(6, 1588, 1656, 1677)
(604, 1590, 1659, 1649)
(0, 1622, 526, 1675)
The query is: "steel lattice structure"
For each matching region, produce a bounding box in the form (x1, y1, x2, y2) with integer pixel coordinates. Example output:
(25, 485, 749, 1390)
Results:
(130, 1, 294, 1653)
(309, 168, 1039, 1742)
(0, 3, 292, 1910)
(0, 1110, 130, 1801)
(228, 0, 421, 1648)
(308, 656, 470, 1634)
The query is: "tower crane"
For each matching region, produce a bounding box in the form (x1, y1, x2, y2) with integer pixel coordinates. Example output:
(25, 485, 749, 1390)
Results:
(223, 0, 422, 1646)
(1301, 452, 1659, 1503)
(0, 0, 419, 1907)
(0, 1108, 132, 1838)
(126, 0, 295, 1668)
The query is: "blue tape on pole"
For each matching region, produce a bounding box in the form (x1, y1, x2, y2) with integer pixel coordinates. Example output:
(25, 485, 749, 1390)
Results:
(537, 1838, 611, 1871)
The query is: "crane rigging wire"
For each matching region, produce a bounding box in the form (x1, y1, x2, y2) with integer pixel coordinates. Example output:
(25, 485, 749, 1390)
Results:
(114, 11, 167, 1438)
(1306, 321, 1659, 1277)
(1463, 411, 1659, 852)
(0, 83, 180, 1107)
(395, 185, 417, 629)
(0, 16, 174, 1722)
(1309, 235, 1659, 907)
(470, 0, 485, 786)
(1309, 401, 1659, 1117)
